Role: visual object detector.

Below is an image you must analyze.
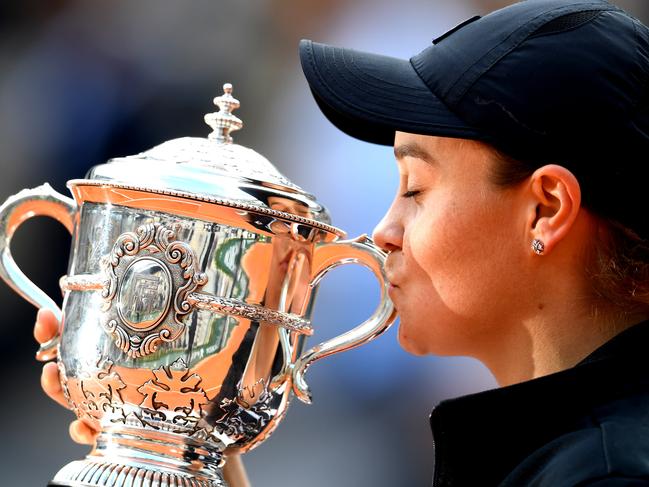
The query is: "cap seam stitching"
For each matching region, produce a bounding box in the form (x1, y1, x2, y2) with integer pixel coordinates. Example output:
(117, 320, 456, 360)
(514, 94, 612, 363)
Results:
(320, 47, 459, 122)
(599, 422, 613, 475)
(409, 56, 473, 127)
(338, 52, 452, 116)
(447, 3, 616, 104)
(305, 41, 482, 132)
(343, 53, 429, 95)
(527, 10, 603, 39)
(630, 16, 649, 116)
(340, 54, 439, 109)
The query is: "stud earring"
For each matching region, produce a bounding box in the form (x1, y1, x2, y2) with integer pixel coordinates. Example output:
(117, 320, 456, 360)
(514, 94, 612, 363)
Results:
(531, 239, 545, 255)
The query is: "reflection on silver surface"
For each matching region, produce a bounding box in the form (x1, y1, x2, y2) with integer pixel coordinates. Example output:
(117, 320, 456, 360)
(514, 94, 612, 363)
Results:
(117, 257, 172, 330)
(0, 85, 396, 487)
(0, 182, 76, 361)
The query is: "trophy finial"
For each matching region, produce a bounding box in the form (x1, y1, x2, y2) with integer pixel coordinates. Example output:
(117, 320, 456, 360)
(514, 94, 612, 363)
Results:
(204, 83, 243, 144)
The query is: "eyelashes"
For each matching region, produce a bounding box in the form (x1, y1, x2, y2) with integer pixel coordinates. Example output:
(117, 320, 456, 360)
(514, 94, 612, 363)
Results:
(401, 189, 421, 198)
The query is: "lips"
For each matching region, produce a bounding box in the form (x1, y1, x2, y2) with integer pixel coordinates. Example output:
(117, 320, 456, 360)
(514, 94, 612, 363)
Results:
(386, 272, 403, 292)
(386, 281, 399, 306)
(384, 258, 401, 288)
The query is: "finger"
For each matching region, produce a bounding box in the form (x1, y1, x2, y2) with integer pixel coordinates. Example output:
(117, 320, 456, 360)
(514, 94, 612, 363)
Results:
(223, 454, 251, 487)
(40, 361, 68, 408)
(69, 420, 98, 445)
(33, 308, 59, 344)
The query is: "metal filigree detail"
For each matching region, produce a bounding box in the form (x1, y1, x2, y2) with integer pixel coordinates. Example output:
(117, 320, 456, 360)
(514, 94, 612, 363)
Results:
(58, 273, 104, 291)
(52, 460, 224, 487)
(60, 276, 313, 334)
(59, 358, 127, 428)
(60, 358, 219, 437)
(187, 292, 313, 335)
(137, 358, 210, 433)
(53, 359, 227, 486)
(101, 222, 208, 358)
(211, 379, 282, 445)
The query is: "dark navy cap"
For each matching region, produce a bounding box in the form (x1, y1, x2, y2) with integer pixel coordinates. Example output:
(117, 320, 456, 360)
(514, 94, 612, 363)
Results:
(300, 0, 649, 238)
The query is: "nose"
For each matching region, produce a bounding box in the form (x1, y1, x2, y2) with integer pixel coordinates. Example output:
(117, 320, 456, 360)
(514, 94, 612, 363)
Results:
(372, 206, 403, 254)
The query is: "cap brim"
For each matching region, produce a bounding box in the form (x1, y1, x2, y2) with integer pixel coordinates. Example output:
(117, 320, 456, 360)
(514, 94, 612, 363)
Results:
(299, 39, 482, 146)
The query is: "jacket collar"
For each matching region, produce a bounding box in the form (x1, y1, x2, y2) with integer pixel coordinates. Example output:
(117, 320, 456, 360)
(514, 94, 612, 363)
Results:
(430, 319, 649, 487)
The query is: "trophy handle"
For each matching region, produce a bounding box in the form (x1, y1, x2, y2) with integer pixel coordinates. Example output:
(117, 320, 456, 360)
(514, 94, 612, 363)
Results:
(0, 183, 76, 361)
(291, 234, 397, 404)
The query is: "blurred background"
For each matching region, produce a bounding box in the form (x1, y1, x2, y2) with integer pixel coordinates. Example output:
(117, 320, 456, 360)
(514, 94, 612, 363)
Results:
(1, 1, 647, 485)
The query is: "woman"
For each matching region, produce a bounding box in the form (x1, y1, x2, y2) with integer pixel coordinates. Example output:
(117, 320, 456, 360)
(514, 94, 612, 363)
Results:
(36, 0, 649, 485)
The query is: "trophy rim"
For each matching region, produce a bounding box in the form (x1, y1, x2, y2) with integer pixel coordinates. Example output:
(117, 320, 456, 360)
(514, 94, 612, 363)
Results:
(67, 179, 347, 238)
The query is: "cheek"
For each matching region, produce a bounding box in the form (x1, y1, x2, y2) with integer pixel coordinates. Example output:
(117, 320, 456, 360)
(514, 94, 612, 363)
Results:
(406, 191, 521, 320)
(408, 195, 474, 278)
(392, 259, 439, 354)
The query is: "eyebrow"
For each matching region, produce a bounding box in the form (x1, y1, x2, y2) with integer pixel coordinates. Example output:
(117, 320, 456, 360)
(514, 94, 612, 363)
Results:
(393, 143, 437, 165)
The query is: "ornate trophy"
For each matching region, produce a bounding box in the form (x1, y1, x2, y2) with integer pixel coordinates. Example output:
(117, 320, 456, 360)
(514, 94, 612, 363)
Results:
(0, 84, 396, 486)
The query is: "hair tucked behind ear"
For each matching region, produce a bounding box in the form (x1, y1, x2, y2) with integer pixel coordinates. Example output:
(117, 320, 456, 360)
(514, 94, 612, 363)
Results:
(486, 144, 649, 318)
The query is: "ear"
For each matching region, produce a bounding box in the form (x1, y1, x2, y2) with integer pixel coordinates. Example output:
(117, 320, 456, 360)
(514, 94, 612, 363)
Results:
(527, 164, 581, 255)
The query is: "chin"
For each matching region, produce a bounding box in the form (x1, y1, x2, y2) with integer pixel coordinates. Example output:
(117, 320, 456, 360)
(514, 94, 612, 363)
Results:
(397, 324, 428, 356)
(397, 318, 469, 357)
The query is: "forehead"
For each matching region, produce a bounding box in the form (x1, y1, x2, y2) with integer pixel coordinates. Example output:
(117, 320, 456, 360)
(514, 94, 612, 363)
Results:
(393, 132, 494, 171)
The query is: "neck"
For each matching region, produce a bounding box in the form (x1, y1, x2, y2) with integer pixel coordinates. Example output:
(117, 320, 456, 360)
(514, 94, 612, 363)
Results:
(474, 213, 649, 387)
(475, 299, 649, 388)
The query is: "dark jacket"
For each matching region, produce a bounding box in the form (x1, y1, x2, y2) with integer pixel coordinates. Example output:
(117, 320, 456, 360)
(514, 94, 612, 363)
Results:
(430, 320, 649, 486)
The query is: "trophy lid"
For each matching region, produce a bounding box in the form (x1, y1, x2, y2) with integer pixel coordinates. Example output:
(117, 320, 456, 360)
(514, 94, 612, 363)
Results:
(77, 83, 339, 234)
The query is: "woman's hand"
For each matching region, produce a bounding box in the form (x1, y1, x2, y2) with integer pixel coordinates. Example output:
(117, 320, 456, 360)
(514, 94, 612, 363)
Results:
(223, 453, 251, 487)
(34, 308, 99, 445)
(33, 308, 251, 486)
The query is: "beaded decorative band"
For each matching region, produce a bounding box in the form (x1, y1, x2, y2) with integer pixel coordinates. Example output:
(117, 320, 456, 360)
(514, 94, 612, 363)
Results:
(60, 275, 313, 336)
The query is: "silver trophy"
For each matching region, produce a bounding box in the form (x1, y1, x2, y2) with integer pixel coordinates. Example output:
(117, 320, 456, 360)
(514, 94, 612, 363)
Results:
(0, 84, 396, 486)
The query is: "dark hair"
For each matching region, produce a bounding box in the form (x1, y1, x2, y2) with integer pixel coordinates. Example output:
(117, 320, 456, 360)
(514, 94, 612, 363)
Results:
(487, 145, 649, 317)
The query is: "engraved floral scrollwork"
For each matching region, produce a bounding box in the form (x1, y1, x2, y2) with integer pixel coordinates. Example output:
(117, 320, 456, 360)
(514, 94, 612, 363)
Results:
(136, 358, 209, 433)
(59, 353, 281, 454)
(210, 378, 278, 444)
(101, 222, 208, 358)
(53, 358, 226, 487)
(59, 359, 127, 428)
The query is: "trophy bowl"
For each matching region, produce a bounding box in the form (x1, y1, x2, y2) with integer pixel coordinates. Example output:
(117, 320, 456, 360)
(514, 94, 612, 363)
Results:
(0, 84, 396, 486)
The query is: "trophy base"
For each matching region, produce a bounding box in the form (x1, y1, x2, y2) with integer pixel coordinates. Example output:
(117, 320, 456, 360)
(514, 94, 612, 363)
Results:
(47, 459, 227, 487)
(48, 426, 227, 487)
(48, 459, 226, 487)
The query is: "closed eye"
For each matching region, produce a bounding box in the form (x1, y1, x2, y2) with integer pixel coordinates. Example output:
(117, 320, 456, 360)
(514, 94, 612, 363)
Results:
(401, 190, 421, 198)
